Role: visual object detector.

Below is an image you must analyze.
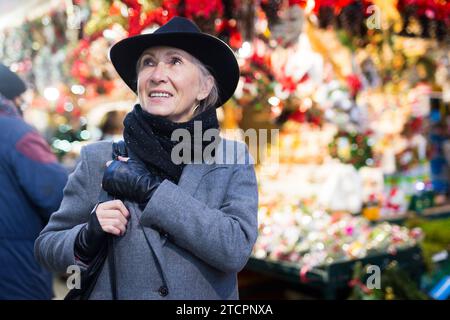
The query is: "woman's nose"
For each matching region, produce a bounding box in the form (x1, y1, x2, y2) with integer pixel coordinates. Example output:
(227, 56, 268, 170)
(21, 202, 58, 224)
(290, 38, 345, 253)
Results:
(150, 62, 168, 83)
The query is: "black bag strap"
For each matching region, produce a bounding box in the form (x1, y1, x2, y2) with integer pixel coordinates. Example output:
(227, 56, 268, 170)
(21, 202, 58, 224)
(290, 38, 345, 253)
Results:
(112, 140, 128, 160)
(107, 234, 117, 300)
(97, 188, 118, 300)
(106, 140, 128, 300)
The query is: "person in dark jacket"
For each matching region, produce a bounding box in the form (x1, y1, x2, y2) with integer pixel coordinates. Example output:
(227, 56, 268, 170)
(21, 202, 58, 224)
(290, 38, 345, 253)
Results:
(0, 63, 68, 299)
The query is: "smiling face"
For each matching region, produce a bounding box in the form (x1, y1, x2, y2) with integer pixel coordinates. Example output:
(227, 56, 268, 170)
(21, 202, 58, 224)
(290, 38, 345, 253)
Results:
(136, 46, 213, 122)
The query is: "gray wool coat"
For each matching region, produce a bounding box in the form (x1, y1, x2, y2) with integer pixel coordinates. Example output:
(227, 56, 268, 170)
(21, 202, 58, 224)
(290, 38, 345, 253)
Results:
(34, 138, 258, 300)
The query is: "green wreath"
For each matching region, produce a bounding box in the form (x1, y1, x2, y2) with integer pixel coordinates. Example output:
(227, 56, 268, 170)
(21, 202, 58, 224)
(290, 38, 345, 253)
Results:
(329, 131, 374, 169)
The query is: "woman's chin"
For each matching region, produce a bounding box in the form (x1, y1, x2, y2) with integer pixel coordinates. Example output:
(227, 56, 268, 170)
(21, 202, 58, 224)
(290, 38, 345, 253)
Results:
(141, 105, 172, 117)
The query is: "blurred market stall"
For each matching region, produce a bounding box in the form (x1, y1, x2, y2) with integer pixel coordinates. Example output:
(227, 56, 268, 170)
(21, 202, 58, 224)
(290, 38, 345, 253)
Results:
(0, 0, 449, 299)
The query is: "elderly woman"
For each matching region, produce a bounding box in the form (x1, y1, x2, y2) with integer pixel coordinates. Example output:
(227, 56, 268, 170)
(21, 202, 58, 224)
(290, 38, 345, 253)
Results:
(34, 17, 258, 300)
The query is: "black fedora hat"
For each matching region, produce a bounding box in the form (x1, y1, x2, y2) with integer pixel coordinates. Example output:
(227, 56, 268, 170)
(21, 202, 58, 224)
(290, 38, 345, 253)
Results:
(109, 16, 240, 108)
(0, 63, 27, 100)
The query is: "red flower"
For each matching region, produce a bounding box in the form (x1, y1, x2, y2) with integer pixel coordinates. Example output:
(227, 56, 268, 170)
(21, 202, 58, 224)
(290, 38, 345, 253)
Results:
(346, 74, 363, 98)
(289, 109, 306, 123)
(163, 0, 181, 17)
(229, 30, 243, 49)
(250, 51, 266, 67)
(280, 76, 298, 93)
(184, 0, 223, 19)
(289, 0, 307, 7)
(122, 0, 141, 10)
(109, 2, 122, 16)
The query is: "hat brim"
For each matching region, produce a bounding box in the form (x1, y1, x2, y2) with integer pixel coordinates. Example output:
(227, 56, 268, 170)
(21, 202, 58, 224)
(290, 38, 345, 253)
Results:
(109, 32, 240, 108)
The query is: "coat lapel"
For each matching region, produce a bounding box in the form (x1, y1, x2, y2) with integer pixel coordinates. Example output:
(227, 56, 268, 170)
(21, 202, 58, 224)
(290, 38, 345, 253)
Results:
(177, 163, 210, 196)
(175, 137, 231, 197)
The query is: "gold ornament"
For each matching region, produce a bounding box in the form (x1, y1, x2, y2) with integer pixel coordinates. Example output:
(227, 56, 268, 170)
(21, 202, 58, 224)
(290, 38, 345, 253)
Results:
(385, 286, 395, 300)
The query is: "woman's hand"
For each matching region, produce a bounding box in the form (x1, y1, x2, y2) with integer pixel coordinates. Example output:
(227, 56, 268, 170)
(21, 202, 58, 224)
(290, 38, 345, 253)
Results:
(102, 157, 162, 205)
(74, 199, 129, 264)
(95, 199, 129, 236)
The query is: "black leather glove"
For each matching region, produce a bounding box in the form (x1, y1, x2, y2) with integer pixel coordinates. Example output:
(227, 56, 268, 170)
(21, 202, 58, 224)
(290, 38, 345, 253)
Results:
(102, 159, 162, 205)
(74, 209, 106, 265)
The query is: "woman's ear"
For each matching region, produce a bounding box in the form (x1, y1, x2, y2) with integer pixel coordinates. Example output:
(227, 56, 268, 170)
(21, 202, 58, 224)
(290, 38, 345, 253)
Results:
(196, 75, 214, 101)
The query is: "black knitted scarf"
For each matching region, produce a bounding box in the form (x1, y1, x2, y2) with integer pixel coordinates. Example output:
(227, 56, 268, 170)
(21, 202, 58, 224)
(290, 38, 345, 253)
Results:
(123, 104, 220, 184)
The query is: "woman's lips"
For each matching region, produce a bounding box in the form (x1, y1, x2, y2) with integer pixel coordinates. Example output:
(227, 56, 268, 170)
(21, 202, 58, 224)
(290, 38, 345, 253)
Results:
(148, 95, 172, 102)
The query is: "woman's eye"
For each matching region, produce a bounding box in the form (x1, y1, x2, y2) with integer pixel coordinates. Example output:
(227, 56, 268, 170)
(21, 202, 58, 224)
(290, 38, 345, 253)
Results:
(142, 58, 154, 67)
(171, 57, 182, 65)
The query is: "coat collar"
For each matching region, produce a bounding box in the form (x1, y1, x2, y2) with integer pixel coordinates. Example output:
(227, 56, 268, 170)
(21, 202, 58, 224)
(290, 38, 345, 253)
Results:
(177, 137, 233, 197)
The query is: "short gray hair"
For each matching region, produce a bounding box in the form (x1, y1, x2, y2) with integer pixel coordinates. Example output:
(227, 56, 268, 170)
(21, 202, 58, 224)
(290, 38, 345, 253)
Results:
(190, 55, 220, 114)
(135, 51, 220, 115)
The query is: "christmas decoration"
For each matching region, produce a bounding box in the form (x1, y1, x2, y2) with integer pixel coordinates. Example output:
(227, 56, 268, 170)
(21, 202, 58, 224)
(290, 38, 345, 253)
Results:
(397, 0, 450, 41)
(67, 37, 118, 97)
(253, 203, 423, 268)
(406, 217, 450, 271)
(348, 260, 429, 300)
(1, 3, 448, 302)
(329, 130, 374, 169)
